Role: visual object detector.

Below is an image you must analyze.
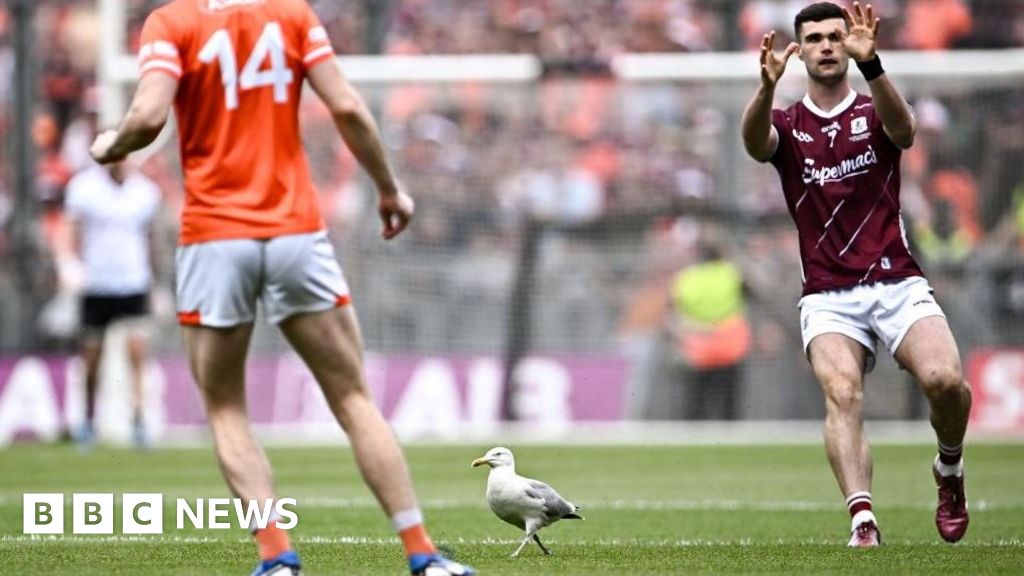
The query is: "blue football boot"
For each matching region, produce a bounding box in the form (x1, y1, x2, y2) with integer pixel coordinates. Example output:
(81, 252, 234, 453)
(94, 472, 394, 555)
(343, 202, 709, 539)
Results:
(250, 550, 301, 576)
(409, 553, 475, 576)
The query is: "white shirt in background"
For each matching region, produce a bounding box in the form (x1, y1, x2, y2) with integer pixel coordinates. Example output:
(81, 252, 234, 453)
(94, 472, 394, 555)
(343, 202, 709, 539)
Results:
(64, 165, 160, 296)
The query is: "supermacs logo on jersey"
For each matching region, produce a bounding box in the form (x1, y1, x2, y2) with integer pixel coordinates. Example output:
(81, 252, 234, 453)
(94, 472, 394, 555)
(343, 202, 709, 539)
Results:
(22, 494, 298, 535)
(802, 145, 879, 186)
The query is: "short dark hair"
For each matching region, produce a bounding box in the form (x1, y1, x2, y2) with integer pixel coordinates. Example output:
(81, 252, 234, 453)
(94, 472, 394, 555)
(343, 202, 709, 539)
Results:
(794, 2, 846, 40)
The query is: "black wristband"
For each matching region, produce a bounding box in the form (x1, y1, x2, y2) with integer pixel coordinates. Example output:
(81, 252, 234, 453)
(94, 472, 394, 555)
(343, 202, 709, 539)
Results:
(856, 55, 884, 81)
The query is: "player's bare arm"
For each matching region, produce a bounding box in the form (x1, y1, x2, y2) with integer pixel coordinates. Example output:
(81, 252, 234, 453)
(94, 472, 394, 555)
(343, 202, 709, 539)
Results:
(306, 59, 413, 240)
(90, 73, 178, 164)
(741, 31, 798, 162)
(838, 2, 915, 148)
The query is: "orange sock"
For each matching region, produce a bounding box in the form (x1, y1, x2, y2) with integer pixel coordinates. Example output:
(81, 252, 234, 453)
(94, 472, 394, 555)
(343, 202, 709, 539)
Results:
(254, 521, 292, 560)
(398, 524, 436, 557)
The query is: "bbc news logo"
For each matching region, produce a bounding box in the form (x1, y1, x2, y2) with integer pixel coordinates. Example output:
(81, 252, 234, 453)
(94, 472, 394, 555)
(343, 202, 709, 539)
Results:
(23, 494, 298, 534)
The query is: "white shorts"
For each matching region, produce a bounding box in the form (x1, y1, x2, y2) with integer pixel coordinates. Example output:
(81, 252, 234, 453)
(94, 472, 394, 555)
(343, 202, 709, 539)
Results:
(176, 231, 350, 327)
(798, 276, 946, 359)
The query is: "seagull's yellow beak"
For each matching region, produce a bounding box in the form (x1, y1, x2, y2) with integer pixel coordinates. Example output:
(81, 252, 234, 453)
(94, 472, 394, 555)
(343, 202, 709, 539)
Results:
(471, 456, 490, 468)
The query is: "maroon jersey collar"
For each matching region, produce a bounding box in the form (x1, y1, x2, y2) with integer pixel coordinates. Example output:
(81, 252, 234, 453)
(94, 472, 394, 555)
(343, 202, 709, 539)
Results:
(801, 91, 858, 119)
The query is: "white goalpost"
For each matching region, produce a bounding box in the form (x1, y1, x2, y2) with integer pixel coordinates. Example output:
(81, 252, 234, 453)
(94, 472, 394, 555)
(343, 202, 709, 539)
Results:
(98, 0, 1024, 125)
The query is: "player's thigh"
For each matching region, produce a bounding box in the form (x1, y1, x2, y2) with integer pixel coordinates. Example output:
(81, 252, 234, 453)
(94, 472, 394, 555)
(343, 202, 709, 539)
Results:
(80, 329, 104, 369)
(181, 323, 255, 404)
(111, 294, 151, 361)
(892, 315, 963, 385)
(122, 316, 151, 350)
(263, 232, 364, 396)
(870, 276, 947, 356)
(807, 332, 869, 392)
(800, 288, 876, 381)
(278, 305, 368, 399)
(261, 231, 351, 325)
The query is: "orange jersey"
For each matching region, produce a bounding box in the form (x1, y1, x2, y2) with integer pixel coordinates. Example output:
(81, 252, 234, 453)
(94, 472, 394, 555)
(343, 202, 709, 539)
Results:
(137, 0, 336, 244)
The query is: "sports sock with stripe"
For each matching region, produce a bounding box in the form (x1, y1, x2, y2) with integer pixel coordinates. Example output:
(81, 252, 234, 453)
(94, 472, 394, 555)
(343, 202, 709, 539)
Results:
(846, 491, 876, 529)
(393, 508, 437, 558)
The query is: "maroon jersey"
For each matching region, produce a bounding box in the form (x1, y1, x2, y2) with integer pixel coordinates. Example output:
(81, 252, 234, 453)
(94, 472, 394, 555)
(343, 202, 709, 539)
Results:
(769, 91, 924, 296)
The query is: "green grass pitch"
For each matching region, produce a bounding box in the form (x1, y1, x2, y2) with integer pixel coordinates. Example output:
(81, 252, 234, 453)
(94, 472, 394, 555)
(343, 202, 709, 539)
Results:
(1, 443, 1022, 574)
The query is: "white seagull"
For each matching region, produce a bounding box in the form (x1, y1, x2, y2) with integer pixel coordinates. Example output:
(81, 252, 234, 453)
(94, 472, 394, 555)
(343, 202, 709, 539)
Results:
(471, 446, 584, 557)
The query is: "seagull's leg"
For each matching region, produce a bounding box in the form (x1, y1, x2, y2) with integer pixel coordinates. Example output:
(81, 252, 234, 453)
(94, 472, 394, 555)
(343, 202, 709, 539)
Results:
(511, 533, 532, 557)
(533, 533, 552, 555)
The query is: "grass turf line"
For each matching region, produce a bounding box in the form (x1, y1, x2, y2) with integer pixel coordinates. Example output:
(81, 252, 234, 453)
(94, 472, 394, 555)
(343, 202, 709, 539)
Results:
(1, 444, 1022, 574)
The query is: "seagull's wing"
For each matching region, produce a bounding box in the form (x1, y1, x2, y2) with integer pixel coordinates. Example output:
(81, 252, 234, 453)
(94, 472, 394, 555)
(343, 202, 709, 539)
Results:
(524, 480, 576, 521)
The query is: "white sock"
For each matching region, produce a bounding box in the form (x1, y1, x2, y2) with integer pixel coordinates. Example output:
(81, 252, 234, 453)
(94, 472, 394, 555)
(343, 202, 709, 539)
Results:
(851, 509, 877, 531)
(845, 491, 871, 508)
(250, 508, 281, 533)
(934, 454, 963, 478)
(391, 508, 424, 533)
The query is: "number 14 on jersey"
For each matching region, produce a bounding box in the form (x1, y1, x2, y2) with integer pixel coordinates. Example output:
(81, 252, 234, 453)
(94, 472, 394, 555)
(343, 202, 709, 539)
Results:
(199, 22, 294, 110)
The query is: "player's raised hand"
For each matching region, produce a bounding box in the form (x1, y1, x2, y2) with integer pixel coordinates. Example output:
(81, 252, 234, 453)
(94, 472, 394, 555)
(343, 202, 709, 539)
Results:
(838, 1, 880, 62)
(378, 187, 414, 240)
(760, 31, 798, 89)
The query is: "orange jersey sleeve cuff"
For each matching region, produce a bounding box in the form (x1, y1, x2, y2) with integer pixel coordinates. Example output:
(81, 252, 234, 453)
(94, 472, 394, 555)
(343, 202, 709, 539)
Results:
(139, 59, 183, 80)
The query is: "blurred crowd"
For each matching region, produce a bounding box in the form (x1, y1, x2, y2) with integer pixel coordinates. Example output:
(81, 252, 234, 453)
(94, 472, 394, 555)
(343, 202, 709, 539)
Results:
(117, 0, 1024, 57)
(0, 0, 1023, 357)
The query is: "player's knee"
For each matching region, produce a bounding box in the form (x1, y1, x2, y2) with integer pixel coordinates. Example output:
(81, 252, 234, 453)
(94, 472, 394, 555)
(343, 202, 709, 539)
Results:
(202, 387, 241, 410)
(196, 371, 247, 409)
(81, 337, 102, 357)
(329, 387, 375, 427)
(823, 377, 863, 413)
(82, 349, 103, 377)
(919, 363, 966, 401)
(127, 338, 147, 364)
